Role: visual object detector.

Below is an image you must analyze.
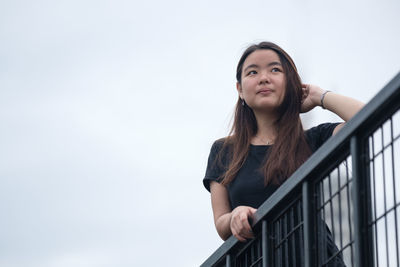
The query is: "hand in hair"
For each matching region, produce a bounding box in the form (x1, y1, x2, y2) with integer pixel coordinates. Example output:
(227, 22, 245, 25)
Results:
(230, 206, 257, 242)
(300, 84, 324, 113)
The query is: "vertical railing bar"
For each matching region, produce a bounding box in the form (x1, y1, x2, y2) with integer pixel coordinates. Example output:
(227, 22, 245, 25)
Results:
(300, 200, 304, 267)
(319, 175, 324, 267)
(389, 117, 400, 267)
(257, 239, 259, 264)
(226, 254, 232, 267)
(280, 220, 283, 267)
(328, 173, 336, 243)
(298, 201, 304, 267)
(345, 156, 355, 266)
(245, 247, 248, 267)
(327, 172, 336, 266)
(319, 180, 326, 266)
(321, 179, 325, 218)
(255, 240, 258, 265)
(303, 181, 316, 267)
(275, 220, 280, 267)
(283, 214, 288, 267)
(262, 220, 269, 267)
(244, 248, 249, 267)
(372, 134, 379, 267)
(289, 206, 296, 267)
(252, 240, 255, 265)
(250, 239, 253, 265)
(381, 125, 391, 267)
(337, 167, 344, 250)
(274, 221, 277, 267)
(351, 135, 374, 267)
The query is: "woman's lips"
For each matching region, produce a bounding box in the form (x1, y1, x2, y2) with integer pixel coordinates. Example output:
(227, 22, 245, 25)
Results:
(257, 89, 272, 94)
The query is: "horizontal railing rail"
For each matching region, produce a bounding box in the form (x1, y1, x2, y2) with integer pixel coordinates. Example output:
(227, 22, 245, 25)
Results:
(201, 72, 400, 267)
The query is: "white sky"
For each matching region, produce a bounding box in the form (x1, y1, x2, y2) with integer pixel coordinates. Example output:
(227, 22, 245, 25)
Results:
(1, 0, 399, 266)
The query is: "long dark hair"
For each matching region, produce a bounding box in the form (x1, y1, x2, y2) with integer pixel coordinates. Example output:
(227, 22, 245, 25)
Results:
(219, 41, 312, 185)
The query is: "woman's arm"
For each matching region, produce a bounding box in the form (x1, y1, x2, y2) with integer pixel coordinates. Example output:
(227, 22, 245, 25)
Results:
(301, 84, 365, 135)
(210, 181, 256, 242)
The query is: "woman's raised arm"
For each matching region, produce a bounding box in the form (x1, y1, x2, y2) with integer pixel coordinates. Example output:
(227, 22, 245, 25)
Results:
(301, 84, 365, 135)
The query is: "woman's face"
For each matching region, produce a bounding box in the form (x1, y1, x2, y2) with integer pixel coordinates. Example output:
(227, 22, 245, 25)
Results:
(237, 49, 286, 112)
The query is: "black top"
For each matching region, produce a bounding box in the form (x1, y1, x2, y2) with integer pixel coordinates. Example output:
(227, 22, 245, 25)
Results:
(203, 123, 339, 209)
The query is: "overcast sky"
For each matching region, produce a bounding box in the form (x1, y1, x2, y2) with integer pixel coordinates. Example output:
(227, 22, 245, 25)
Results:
(1, 0, 400, 266)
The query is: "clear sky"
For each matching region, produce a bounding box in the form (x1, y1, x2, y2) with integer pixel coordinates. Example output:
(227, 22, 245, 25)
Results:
(1, 0, 399, 266)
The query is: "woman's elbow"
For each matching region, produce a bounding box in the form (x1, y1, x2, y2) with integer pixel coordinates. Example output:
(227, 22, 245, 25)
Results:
(215, 219, 232, 241)
(218, 231, 231, 241)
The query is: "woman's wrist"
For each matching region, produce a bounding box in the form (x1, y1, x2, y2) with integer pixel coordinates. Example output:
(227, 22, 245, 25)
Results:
(309, 85, 325, 107)
(320, 90, 331, 109)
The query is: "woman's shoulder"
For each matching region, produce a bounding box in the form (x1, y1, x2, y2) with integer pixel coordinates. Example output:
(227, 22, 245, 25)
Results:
(203, 137, 232, 191)
(210, 137, 232, 152)
(306, 122, 340, 134)
(305, 122, 339, 135)
(305, 122, 340, 151)
(207, 137, 234, 166)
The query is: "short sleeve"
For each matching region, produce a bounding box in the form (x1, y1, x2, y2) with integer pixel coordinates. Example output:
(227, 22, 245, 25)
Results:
(203, 140, 228, 192)
(305, 123, 341, 152)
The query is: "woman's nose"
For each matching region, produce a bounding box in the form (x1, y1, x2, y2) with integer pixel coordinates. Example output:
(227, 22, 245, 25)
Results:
(259, 72, 270, 84)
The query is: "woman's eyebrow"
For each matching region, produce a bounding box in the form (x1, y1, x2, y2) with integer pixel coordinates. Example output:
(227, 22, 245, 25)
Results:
(243, 64, 259, 73)
(268, 61, 282, 67)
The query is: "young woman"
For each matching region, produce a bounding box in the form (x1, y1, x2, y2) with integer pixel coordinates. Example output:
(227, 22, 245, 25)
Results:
(203, 42, 363, 247)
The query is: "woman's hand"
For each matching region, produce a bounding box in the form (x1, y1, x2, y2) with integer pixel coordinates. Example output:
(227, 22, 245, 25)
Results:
(301, 84, 324, 113)
(230, 206, 257, 242)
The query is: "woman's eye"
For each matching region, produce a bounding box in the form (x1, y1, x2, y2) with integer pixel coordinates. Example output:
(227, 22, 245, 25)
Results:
(271, 68, 281, 72)
(247, 70, 257, 75)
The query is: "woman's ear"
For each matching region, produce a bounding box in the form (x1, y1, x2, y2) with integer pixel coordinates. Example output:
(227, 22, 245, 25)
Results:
(236, 82, 243, 99)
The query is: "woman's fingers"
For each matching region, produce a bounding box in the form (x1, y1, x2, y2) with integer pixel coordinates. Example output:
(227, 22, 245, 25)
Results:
(301, 84, 310, 103)
(232, 224, 253, 241)
(234, 218, 253, 239)
(232, 229, 247, 242)
(230, 206, 257, 242)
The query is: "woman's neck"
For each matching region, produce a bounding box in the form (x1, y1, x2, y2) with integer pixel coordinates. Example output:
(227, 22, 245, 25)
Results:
(252, 111, 278, 145)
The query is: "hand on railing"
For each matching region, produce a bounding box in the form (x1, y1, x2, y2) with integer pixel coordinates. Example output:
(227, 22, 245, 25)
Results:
(230, 206, 257, 242)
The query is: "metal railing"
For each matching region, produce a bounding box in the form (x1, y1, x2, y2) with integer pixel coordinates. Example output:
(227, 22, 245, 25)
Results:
(201, 72, 400, 267)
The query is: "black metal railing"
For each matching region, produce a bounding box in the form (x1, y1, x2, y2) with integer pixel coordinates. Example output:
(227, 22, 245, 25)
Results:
(201, 72, 400, 267)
